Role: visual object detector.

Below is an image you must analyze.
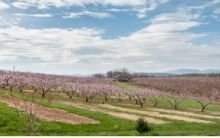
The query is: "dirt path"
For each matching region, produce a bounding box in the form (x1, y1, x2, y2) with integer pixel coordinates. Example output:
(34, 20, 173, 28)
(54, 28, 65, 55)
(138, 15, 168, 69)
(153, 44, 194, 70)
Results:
(62, 101, 167, 124)
(149, 108, 220, 120)
(99, 104, 213, 124)
(0, 95, 99, 125)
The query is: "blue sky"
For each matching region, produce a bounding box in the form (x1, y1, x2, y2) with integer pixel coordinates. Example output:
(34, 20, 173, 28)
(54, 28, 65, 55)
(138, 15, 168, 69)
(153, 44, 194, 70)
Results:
(0, 0, 220, 74)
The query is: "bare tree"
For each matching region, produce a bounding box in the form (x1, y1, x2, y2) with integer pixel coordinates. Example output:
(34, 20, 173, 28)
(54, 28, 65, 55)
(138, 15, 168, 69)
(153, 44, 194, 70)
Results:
(10, 94, 40, 136)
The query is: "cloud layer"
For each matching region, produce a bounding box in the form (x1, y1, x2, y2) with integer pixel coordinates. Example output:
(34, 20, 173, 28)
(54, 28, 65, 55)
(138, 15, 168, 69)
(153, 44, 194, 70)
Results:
(10, 0, 169, 19)
(0, 0, 220, 74)
(63, 11, 112, 19)
(1, 24, 219, 74)
(0, 1, 9, 10)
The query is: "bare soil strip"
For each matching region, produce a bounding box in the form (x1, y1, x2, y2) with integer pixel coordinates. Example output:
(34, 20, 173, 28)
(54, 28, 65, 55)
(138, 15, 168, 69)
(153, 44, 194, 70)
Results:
(149, 108, 220, 120)
(0, 95, 99, 125)
(99, 104, 213, 124)
(62, 101, 167, 124)
(23, 89, 34, 93)
(110, 96, 128, 100)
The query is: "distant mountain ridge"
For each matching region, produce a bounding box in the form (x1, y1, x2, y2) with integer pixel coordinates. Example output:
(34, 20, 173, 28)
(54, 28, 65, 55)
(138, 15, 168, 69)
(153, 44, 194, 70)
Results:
(166, 69, 220, 75)
(131, 69, 220, 77)
(1, 68, 220, 77)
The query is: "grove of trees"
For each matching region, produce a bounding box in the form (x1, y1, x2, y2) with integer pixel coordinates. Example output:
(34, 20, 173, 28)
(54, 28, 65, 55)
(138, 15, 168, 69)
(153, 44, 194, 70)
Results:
(0, 70, 220, 111)
(106, 68, 132, 82)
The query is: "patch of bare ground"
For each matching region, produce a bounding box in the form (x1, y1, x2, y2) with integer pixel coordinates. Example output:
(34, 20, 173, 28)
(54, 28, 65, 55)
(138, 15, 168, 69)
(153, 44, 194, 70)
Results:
(110, 96, 128, 100)
(99, 104, 213, 124)
(23, 89, 34, 93)
(0, 95, 99, 125)
(149, 108, 220, 120)
(62, 101, 167, 125)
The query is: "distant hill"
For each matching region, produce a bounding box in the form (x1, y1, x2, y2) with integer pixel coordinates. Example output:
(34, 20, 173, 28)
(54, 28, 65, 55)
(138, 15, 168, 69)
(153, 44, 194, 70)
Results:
(132, 69, 220, 77)
(166, 69, 220, 75)
(132, 72, 175, 77)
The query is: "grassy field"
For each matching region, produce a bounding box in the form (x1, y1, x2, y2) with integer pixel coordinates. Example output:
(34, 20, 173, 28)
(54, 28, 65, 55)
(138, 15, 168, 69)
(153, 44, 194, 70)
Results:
(1, 83, 220, 136)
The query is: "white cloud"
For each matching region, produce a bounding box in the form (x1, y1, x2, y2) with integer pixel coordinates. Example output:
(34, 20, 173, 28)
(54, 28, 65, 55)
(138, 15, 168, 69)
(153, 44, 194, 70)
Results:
(180, 0, 220, 12)
(63, 11, 112, 19)
(145, 21, 201, 33)
(11, 0, 147, 8)
(0, 1, 9, 10)
(0, 16, 20, 27)
(107, 8, 130, 12)
(213, 0, 220, 4)
(211, 8, 220, 21)
(214, 8, 220, 14)
(151, 9, 200, 23)
(134, 0, 170, 18)
(107, 0, 169, 19)
(0, 6, 218, 73)
(0, 26, 103, 64)
(0, 24, 220, 74)
(1, 1, 220, 74)
(144, 8, 202, 33)
(135, 8, 148, 19)
(15, 13, 53, 17)
(11, 0, 170, 19)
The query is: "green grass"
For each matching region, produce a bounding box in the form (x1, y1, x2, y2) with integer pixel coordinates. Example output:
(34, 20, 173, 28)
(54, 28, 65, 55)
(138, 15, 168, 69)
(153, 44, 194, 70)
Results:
(0, 102, 136, 136)
(114, 82, 141, 89)
(1, 87, 220, 136)
(0, 89, 137, 136)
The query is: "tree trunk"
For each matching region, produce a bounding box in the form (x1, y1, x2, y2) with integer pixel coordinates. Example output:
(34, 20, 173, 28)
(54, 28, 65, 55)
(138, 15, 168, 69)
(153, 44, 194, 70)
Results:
(201, 104, 208, 112)
(19, 89, 23, 93)
(135, 99, 138, 104)
(153, 99, 158, 107)
(118, 98, 122, 102)
(174, 104, 178, 110)
(85, 96, 89, 102)
(69, 95, 72, 99)
(201, 106, 205, 112)
(104, 95, 108, 102)
(2, 85, 7, 89)
(10, 87, 13, 92)
(42, 92, 45, 98)
(139, 101, 144, 108)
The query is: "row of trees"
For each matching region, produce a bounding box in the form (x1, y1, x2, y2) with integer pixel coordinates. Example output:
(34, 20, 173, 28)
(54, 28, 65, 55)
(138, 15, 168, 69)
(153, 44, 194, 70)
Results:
(134, 77, 220, 111)
(92, 68, 133, 82)
(0, 70, 160, 108)
(1, 70, 220, 112)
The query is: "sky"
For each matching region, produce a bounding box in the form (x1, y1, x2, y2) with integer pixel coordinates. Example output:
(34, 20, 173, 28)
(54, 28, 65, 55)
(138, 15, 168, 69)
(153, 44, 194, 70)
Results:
(0, 0, 220, 75)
